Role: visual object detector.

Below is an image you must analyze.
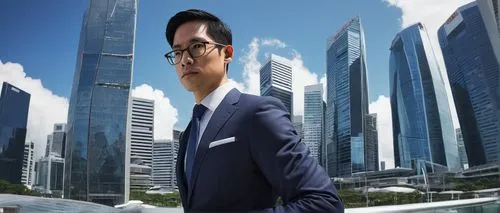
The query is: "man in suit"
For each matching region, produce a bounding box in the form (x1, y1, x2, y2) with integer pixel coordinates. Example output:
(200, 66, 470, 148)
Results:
(165, 9, 344, 213)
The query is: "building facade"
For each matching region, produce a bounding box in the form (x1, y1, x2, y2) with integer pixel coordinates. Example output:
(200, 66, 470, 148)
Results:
(292, 115, 304, 140)
(129, 157, 152, 190)
(304, 84, 325, 164)
(260, 54, 293, 115)
(36, 155, 64, 196)
(390, 23, 460, 171)
(128, 97, 154, 190)
(22, 142, 35, 186)
(152, 140, 179, 190)
(63, 0, 137, 206)
(365, 113, 379, 172)
(46, 124, 66, 158)
(326, 17, 370, 177)
(456, 128, 469, 169)
(0, 82, 31, 184)
(438, 1, 500, 166)
(129, 97, 154, 167)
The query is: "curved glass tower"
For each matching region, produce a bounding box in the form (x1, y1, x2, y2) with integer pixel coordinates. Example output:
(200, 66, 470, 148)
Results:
(390, 23, 460, 170)
(63, 0, 137, 206)
(438, 1, 500, 167)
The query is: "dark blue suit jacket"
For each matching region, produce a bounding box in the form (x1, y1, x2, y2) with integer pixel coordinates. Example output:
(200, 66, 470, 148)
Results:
(176, 89, 344, 213)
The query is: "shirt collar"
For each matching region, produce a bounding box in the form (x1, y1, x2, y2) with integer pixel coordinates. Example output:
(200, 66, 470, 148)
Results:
(200, 82, 235, 112)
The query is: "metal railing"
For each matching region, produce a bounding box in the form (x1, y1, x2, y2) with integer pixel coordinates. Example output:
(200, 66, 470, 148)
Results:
(345, 197, 499, 213)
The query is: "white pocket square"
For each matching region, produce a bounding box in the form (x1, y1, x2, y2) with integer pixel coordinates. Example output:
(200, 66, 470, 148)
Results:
(209, 137, 236, 148)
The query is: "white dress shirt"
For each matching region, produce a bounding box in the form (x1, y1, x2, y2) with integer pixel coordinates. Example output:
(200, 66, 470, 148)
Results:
(185, 82, 235, 168)
(197, 82, 235, 148)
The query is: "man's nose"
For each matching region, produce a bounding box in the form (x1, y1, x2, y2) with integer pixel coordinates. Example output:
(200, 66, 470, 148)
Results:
(181, 50, 194, 67)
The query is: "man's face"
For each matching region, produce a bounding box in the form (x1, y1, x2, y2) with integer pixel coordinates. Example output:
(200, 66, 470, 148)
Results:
(172, 21, 228, 93)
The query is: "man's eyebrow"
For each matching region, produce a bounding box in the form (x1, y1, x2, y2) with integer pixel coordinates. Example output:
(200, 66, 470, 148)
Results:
(172, 37, 207, 49)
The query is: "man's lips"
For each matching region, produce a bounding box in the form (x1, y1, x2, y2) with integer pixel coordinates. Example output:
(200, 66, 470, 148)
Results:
(182, 72, 198, 78)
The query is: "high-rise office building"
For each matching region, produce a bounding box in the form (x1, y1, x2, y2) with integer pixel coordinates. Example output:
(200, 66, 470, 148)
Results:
(46, 124, 66, 158)
(63, 0, 137, 206)
(36, 155, 64, 196)
(128, 97, 154, 190)
(173, 129, 181, 142)
(260, 54, 293, 115)
(365, 113, 379, 171)
(304, 84, 325, 164)
(129, 156, 152, 190)
(455, 128, 469, 169)
(477, 0, 499, 42)
(36, 125, 67, 195)
(129, 97, 154, 167)
(22, 142, 35, 186)
(0, 82, 31, 184)
(292, 115, 304, 140)
(152, 139, 179, 190)
(326, 17, 370, 177)
(438, 1, 500, 166)
(391, 23, 460, 171)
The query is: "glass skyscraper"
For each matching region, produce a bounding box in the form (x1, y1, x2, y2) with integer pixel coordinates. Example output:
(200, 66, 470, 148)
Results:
(326, 17, 370, 177)
(390, 23, 460, 171)
(438, 1, 500, 166)
(260, 54, 293, 115)
(304, 84, 325, 164)
(0, 82, 31, 184)
(63, 0, 137, 206)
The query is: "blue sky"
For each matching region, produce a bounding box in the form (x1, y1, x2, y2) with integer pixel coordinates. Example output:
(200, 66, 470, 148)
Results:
(0, 0, 473, 166)
(0, 0, 401, 125)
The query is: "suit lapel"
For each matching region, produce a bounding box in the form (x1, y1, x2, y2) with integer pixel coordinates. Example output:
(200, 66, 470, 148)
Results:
(187, 89, 241, 206)
(176, 123, 191, 206)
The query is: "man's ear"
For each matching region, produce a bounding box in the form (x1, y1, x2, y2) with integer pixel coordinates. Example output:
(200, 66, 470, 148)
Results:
(224, 45, 234, 64)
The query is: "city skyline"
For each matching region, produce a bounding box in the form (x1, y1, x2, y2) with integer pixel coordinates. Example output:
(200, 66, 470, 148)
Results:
(0, 0, 480, 170)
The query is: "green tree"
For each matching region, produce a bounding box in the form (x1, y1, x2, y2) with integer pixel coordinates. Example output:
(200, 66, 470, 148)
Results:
(129, 190, 181, 207)
(0, 179, 35, 196)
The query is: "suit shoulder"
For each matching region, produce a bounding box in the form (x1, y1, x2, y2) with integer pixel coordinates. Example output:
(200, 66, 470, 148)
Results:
(239, 93, 283, 107)
(238, 93, 288, 115)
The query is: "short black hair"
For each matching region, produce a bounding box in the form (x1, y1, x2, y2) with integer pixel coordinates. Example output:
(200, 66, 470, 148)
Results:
(165, 9, 232, 47)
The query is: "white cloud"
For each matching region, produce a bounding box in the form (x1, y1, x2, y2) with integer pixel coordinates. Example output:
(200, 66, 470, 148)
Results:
(320, 73, 327, 102)
(238, 38, 324, 117)
(132, 84, 178, 140)
(383, 0, 473, 129)
(261, 38, 287, 48)
(238, 38, 262, 95)
(0, 60, 69, 161)
(369, 95, 395, 169)
(289, 50, 320, 116)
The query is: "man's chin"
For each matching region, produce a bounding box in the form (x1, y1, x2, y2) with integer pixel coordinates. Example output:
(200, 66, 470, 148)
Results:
(182, 84, 197, 92)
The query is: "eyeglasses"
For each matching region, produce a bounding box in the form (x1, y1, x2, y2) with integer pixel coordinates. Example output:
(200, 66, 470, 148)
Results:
(164, 41, 227, 65)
